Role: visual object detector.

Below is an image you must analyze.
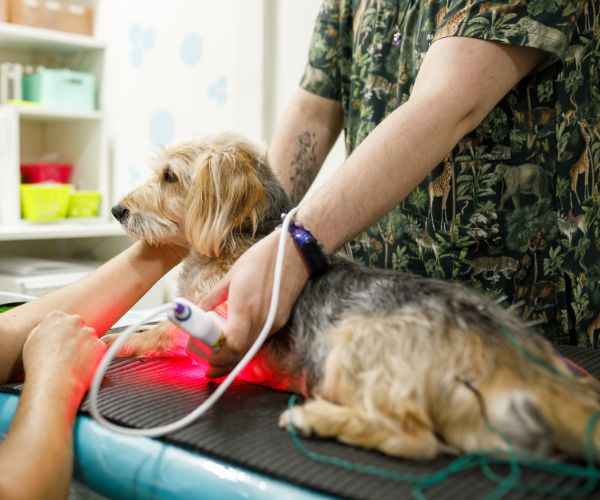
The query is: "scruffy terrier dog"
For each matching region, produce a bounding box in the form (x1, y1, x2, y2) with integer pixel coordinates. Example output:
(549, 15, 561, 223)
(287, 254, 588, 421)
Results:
(108, 132, 600, 461)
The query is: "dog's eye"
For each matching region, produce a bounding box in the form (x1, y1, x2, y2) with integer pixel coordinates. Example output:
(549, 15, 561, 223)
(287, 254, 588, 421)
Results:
(162, 169, 178, 183)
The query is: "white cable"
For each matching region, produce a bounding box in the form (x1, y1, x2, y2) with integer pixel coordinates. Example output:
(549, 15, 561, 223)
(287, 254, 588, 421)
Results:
(89, 207, 300, 437)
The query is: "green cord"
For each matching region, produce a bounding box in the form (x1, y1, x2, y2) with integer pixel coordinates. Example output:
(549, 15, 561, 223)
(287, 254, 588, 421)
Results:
(500, 328, 592, 386)
(286, 395, 600, 498)
(285, 394, 483, 497)
(284, 328, 600, 499)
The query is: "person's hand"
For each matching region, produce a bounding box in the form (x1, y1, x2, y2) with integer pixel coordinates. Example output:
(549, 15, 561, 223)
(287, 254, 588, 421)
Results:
(198, 229, 311, 377)
(22, 311, 106, 400)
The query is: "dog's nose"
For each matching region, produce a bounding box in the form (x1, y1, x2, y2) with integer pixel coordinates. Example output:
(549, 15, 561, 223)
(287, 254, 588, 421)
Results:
(111, 204, 129, 222)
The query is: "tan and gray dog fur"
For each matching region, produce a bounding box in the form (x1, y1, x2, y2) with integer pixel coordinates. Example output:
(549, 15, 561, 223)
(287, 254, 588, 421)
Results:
(107, 132, 600, 461)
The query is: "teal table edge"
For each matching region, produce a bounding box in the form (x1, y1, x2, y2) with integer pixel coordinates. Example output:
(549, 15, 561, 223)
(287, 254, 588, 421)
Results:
(0, 393, 329, 499)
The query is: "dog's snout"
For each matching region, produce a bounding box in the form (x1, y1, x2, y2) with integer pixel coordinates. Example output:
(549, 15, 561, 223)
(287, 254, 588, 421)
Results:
(111, 204, 129, 222)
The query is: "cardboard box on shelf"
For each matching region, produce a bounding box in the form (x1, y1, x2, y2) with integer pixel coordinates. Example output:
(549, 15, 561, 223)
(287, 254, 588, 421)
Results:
(0, 0, 8, 22)
(8, 0, 93, 36)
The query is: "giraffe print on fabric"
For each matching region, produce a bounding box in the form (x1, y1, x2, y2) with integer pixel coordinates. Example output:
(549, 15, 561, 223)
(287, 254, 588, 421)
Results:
(301, 0, 600, 346)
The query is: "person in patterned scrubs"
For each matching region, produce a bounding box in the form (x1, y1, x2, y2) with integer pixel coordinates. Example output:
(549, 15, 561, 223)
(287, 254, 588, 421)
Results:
(202, 0, 600, 378)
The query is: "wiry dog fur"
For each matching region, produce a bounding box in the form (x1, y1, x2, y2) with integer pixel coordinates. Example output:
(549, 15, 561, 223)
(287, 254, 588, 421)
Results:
(108, 132, 600, 461)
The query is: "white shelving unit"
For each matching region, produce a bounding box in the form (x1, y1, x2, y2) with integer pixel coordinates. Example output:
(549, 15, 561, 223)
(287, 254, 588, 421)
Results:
(0, 20, 116, 238)
(6, 104, 104, 121)
(0, 13, 168, 309)
(0, 221, 124, 241)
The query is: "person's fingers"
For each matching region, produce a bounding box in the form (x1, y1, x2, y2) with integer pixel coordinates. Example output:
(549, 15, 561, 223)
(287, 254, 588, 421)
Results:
(82, 325, 97, 338)
(73, 314, 85, 327)
(207, 348, 238, 371)
(198, 275, 230, 311)
(206, 312, 254, 376)
(206, 362, 236, 379)
(97, 339, 108, 356)
(185, 337, 211, 362)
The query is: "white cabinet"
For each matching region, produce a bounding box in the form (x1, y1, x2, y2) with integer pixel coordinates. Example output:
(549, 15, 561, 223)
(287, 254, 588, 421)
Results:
(0, 20, 122, 240)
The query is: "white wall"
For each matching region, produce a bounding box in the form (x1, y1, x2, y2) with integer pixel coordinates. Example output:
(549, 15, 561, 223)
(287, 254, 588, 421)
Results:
(266, 0, 345, 188)
(95, 0, 262, 201)
(265, 0, 321, 138)
(94, 0, 343, 204)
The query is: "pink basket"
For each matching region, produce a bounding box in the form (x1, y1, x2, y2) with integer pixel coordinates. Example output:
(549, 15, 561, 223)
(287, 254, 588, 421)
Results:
(21, 163, 72, 184)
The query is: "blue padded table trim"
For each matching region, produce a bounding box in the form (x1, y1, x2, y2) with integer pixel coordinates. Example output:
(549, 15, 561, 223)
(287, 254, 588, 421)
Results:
(0, 393, 328, 500)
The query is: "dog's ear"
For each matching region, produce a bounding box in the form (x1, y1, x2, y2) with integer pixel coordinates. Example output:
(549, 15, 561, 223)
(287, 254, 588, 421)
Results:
(185, 146, 266, 257)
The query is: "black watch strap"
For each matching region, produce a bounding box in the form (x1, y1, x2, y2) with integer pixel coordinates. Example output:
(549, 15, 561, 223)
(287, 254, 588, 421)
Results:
(281, 215, 330, 277)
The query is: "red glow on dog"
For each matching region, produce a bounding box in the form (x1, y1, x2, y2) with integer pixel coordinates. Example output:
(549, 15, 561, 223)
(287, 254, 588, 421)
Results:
(237, 362, 295, 392)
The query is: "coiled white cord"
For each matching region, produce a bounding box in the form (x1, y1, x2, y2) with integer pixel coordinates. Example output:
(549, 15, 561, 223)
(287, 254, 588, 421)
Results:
(89, 207, 300, 437)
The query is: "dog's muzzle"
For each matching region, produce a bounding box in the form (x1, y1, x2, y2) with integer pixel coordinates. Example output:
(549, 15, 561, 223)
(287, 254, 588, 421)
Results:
(111, 204, 129, 223)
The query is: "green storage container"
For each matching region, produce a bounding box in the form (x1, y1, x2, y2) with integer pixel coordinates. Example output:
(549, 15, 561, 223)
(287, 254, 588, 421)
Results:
(67, 191, 101, 218)
(23, 69, 95, 112)
(20, 184, 74, 221)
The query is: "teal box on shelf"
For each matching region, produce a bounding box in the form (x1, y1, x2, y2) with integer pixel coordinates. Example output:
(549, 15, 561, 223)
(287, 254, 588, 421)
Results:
(23, 69, 95, 112)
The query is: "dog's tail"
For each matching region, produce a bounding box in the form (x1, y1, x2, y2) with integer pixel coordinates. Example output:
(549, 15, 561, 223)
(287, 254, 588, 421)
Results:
(480, 341, 600, 461)
(485, 324, 600, 461)
(534, 367, 600, 460)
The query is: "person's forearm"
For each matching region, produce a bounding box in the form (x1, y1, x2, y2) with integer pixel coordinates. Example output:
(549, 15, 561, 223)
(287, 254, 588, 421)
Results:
(0, 242, 186, 382)
(296, 95, 468, 253)
(0, 380, 79, 499)
(269, 88, 343, 204)
(296, 39, 546, 254)
(8, 242, 186, 333)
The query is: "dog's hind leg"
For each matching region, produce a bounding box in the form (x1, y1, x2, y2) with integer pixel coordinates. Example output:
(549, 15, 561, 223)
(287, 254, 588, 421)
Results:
(281, 312, 442, 458)
(279, 397, 440, 459)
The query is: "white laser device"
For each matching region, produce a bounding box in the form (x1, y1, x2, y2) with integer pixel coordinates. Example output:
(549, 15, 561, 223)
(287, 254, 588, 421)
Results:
(168, 297, 225, 352)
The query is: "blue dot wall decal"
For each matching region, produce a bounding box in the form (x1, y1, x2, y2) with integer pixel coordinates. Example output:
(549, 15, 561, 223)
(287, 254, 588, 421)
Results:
(208, 75, 228, 105)
(143, 30, 155, 50)
(130, 23, 142, 43)
(149, 111, 175, 146)
(129, 23, 156, 67)
(181, 32, 203, 66)
(131, 46, 144, 67)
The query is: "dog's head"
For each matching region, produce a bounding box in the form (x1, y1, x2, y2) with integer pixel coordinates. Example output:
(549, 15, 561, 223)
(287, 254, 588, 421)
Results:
(112, 132, 291, 257)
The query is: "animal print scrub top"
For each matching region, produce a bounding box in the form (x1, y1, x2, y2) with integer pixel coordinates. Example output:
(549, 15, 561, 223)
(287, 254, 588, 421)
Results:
(300, 0, 600, 346)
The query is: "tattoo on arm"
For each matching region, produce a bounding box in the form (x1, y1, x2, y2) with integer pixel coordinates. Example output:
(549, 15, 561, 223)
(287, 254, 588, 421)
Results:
(289, 131, 319, 204)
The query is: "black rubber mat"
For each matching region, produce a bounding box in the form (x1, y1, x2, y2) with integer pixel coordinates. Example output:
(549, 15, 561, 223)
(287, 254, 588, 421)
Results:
(2, 344, 600, 499)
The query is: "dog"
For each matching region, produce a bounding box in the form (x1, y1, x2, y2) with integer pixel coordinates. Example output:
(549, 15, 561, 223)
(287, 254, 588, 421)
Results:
(107, 131, 600, 461)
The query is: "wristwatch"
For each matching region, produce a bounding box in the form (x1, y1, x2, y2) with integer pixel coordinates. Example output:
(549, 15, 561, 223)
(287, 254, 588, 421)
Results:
(282, 215, 330, 277)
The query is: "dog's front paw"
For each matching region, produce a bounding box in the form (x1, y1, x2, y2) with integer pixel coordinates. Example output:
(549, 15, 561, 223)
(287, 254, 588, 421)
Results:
(101, 331, 122, 350)
(279, 407, 312, 436)
(101, 322, 188, 358)
(101, 331, 152, 357)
